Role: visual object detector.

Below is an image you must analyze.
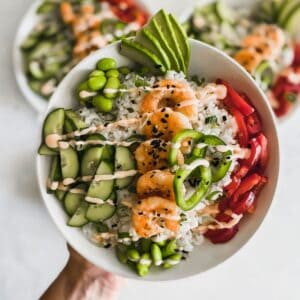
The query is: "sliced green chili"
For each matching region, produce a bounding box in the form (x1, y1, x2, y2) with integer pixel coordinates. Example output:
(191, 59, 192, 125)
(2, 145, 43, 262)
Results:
(211, 150, 232, 182)
(168, 129, 203, 166)
(174, 161, 212, 211)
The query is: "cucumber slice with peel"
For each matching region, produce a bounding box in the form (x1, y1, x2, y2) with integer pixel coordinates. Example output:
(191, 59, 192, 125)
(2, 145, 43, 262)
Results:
(55, 190, 66, 201)
(64, 184, 86, 216)
(81, 147, 103, 177)
(48, 156, 61, 193)
(64, 118, 75, 133)
(87, 161, 114, 200)
(115, 146, 136, 189)
(43, 108, 65, 141)
(65, 110, 88, 130)
(38, 144, 57, 156)
(29, 61, 44, 79)
(67, 202, 89, 227)
(60, 147, 79, 180)
(86, 203, 116, 222)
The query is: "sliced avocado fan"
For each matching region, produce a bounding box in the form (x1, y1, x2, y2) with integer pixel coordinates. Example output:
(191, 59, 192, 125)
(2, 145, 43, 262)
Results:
(120, 10, 190, 75)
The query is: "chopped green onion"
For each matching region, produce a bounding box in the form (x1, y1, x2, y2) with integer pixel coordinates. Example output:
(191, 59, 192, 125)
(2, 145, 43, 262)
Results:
(205, 115, 218, 125)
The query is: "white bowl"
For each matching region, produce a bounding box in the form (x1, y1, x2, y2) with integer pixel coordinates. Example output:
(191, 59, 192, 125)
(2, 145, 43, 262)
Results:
(37, 39, 279, 280)
(13, 0, 152, 114)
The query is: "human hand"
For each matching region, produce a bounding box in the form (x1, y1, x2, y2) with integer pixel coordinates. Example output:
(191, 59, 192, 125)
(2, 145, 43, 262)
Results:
(40, 245, 125, 300)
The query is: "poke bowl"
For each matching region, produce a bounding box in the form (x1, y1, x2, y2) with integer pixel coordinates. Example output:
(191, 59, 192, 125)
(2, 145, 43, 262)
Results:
(36, 10, 279, 280)
(180, 0, 300, 120)
(13, 0, 150, 113)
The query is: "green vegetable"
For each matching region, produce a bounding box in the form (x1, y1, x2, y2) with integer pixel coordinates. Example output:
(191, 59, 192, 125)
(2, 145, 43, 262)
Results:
(174, 161, 212, 211)
(97, 58, 117, 71)
(211, 150, 232, 182)
(162, 239, 177, 258)
(151, 244, 163, 266)
(103, 77, 120, 98)
(90, 70, 105, 77)
(162, 253, 182, 269)
(92, 95, 114, 112)
(88, 75, 107, 91)
(116, 244, 128, 264)
(127, 249, 140, 262)
(118, 66, 131, 75)
(168, 129, 203, 166)
(106, 69, 120, 78)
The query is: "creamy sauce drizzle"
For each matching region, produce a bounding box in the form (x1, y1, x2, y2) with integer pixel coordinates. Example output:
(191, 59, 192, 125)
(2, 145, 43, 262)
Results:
(183, 158, 209, 170)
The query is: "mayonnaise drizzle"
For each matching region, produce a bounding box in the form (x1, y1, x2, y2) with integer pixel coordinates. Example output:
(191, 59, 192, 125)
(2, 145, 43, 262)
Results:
(85, 197, 115, 206)
(182, 158, 209, 170)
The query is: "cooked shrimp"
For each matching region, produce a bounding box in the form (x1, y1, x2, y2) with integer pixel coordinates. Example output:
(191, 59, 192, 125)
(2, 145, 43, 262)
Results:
(242, 37, 273, 59)
(141, 79, 198, 120)
(137, 170, 175, 201)
(135, 139, 184, 173)
(132, 196, 179, 238)
(253, 25, 285, 50)
(234, 48, 262, 74)
(143, 107, 192, 140)
(60, 2, 75, 24)
(81, 3, 95, 15)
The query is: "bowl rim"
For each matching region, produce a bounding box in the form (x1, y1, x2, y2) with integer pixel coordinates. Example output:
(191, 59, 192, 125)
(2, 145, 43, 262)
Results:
(36, 39, 280, 281)
(12, 0, 152, 114)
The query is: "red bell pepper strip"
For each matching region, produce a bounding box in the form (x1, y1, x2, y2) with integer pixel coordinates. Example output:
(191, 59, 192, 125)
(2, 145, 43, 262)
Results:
(246, 112, 261, 136)
(256, 133, 268, 170)
(204, 226, 239, 244)
(293, 43, 300, 67)
(229, 107, 249, 147)
(224, 175, 241, 198)
(235, 138, 262, 178)
(217, 79, 254, 116)
(215, 212, 232, 223)
(231, 191, 255, 215)
(230, 173, 262, 207)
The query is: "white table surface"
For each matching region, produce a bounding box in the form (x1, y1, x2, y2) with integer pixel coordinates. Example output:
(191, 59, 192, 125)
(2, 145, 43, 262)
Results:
(1, 1, 300, 299)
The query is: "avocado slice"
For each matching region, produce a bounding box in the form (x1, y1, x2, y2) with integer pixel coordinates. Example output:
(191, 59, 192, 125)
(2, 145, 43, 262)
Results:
(120, 39, 166, 74)
(146, 16, 181, 72)
(152, 10, 186, 73)
(168, 13, 190, 70)
(282, 2, 300, 36)
(136, 28, 171, 70)
(277, 0, 299, 26)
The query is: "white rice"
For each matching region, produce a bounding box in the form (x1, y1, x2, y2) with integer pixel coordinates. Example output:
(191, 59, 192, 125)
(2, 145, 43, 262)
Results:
(80, 70, 246, 253)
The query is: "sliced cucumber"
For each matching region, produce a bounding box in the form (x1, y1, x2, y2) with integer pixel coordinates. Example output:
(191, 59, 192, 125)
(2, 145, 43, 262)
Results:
(64, 118, 75, 133)
(64, 184, 86, 216)
(86, 134, 114, 161)
(60, 147, 79, 180)
(38, 144, 57, 156)
(65, 109, 88, 130)
(49, 156, 61, 182)
(29, 61, 44, 80)
(86, 203, 116, 222)
(115, 146, 136, 189)
(81, 147, 103, 176)
(55, 190, 66, 201)
(48, 156, 61, 193)
(87, 161, 114, 200)
(67, 202, 89, 227)
(21, 35, 38, 51)
(29, 41, 52, 60)
(43, 108, 65, 140)
(215, 1, 236, 24)
(109, 190, 117, 202)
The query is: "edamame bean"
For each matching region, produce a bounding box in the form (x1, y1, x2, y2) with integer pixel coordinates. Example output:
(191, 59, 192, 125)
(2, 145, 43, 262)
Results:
(106, 69, 119, 78)
(155, 240, 167, 247)
(139, 253, 152, 267)
(127, 260, 136, 272)
(88, 75, 107, 91)
(162, 253, 182, 269)
(76, 81, 90, 98)
(103, 77, 120, 99)
(116, 244, 128, 264)
(89, 70, 105, 77)
(92, 95, 113, 112)
(127, 249, 140, 262)
(97, 58, 117, 71)
(162, 239, 177, 258)
(151, 244, 163, 266)
(137, 264, 150, 277)
(118, 66, 131, 75)
(136, 253, 151, 276)
(141, 238, 152, 253)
